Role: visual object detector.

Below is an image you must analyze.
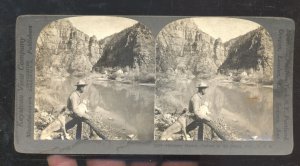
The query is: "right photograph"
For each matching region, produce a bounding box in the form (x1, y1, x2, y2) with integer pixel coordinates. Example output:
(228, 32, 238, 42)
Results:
(155, 17, 274, 141)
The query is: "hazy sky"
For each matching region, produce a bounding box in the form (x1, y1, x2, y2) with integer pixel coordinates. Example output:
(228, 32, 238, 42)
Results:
(192, 17, 260, 42)
(67, 16, 138, 40)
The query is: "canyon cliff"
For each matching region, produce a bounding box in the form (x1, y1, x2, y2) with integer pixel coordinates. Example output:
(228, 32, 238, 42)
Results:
(36, 19, 155, 79)
(36, 18, 273, 82)
(36, 20, 97, 77)
(220, 27, 273, 82)
(156, 19, 226, 77)
(94, 23, 155, 73)
(156, 19, 274, 82)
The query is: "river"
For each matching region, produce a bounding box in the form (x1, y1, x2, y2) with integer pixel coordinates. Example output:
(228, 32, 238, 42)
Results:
(38, 75, 273, 141)
(155, 77, 273, 141)
(46, 76, 155, 140)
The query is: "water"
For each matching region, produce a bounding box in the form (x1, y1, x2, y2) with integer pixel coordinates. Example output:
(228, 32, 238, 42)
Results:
(47, 76, 155, 140)
(207, 83, 273, 140)
(156, 77, 273, 140)
(90, 80, 155, 140)
(40, 76, 273, 141)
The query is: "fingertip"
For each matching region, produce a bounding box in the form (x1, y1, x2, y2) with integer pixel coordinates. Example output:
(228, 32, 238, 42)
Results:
(47, 155, 78, 166)
(162, 161, 198, 166)
(130, 161, 157, 166)
(87, 159, 126, 166)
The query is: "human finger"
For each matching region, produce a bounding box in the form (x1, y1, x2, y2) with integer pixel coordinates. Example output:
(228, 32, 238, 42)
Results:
(86, 159, 126, 166)
(47, 155, 78, 166)
(130, 161, 157, 166)
(162, 161, 198, 166)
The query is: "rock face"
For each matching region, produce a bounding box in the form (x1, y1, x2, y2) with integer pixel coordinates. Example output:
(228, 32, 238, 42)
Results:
(156, 19, 226, 77)
(94, 23, 155, 73)
(219, 27, 274, 82)
(36, 19, 155, 79)
(36, 20, 99, 77)
(156, 18, 274, 82)
(36, 18, 273, 82)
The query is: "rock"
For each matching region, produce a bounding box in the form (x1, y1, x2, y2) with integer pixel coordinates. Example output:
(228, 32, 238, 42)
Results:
(156, 18, 225, 77)
(90, 135, 102, 140)
(40, 112, 48, 117)
(241, 71, 248, 77)
(163, 113, 172, 119)
(219, 27, 273, 83)
(115, 69, 123, 75)
(154, 108, 162, 115)
(127, 134, 135, 139)
(156, 18, 273, 83)
(94, 23, 155, 74)
(185, 135, 193, 141)
(36, 20, 155, 79)
(36, 19, 101, 77)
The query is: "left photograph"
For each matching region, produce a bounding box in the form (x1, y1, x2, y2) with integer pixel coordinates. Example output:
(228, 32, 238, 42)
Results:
(34, 16, 155, 140)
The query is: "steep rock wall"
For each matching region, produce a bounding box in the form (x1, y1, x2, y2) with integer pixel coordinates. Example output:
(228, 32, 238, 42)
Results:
(156, 19, 226, 77)
(36, 20, 155, 80)
(220, 27, 274, 82)
(36, 19, 102, 77)
(156, 19, 274, 82)
(94, 23, 155, 73)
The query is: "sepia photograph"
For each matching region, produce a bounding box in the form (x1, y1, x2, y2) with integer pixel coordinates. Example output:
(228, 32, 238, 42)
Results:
(34, 16, 155, 140)
(15, 15, 294, 154)
(155, 17, 274, 141)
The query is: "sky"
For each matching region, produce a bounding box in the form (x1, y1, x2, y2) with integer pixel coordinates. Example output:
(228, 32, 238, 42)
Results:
(67, 16, 138, 40)
(192, 17, 260, 42)
(66, 17, 260, 42)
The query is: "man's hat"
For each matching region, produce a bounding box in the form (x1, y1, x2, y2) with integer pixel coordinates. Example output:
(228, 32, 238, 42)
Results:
(75, 80, 88, 86)
(196, 81, 208, 88)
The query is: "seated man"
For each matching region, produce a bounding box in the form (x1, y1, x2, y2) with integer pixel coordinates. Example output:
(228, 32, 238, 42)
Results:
(187, 82, 212, 140)
(65, 80, 92, 140)
(187, 82, 226, 141)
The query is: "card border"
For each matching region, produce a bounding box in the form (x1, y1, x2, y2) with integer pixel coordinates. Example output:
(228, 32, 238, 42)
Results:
(14, 15, 294, 155)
